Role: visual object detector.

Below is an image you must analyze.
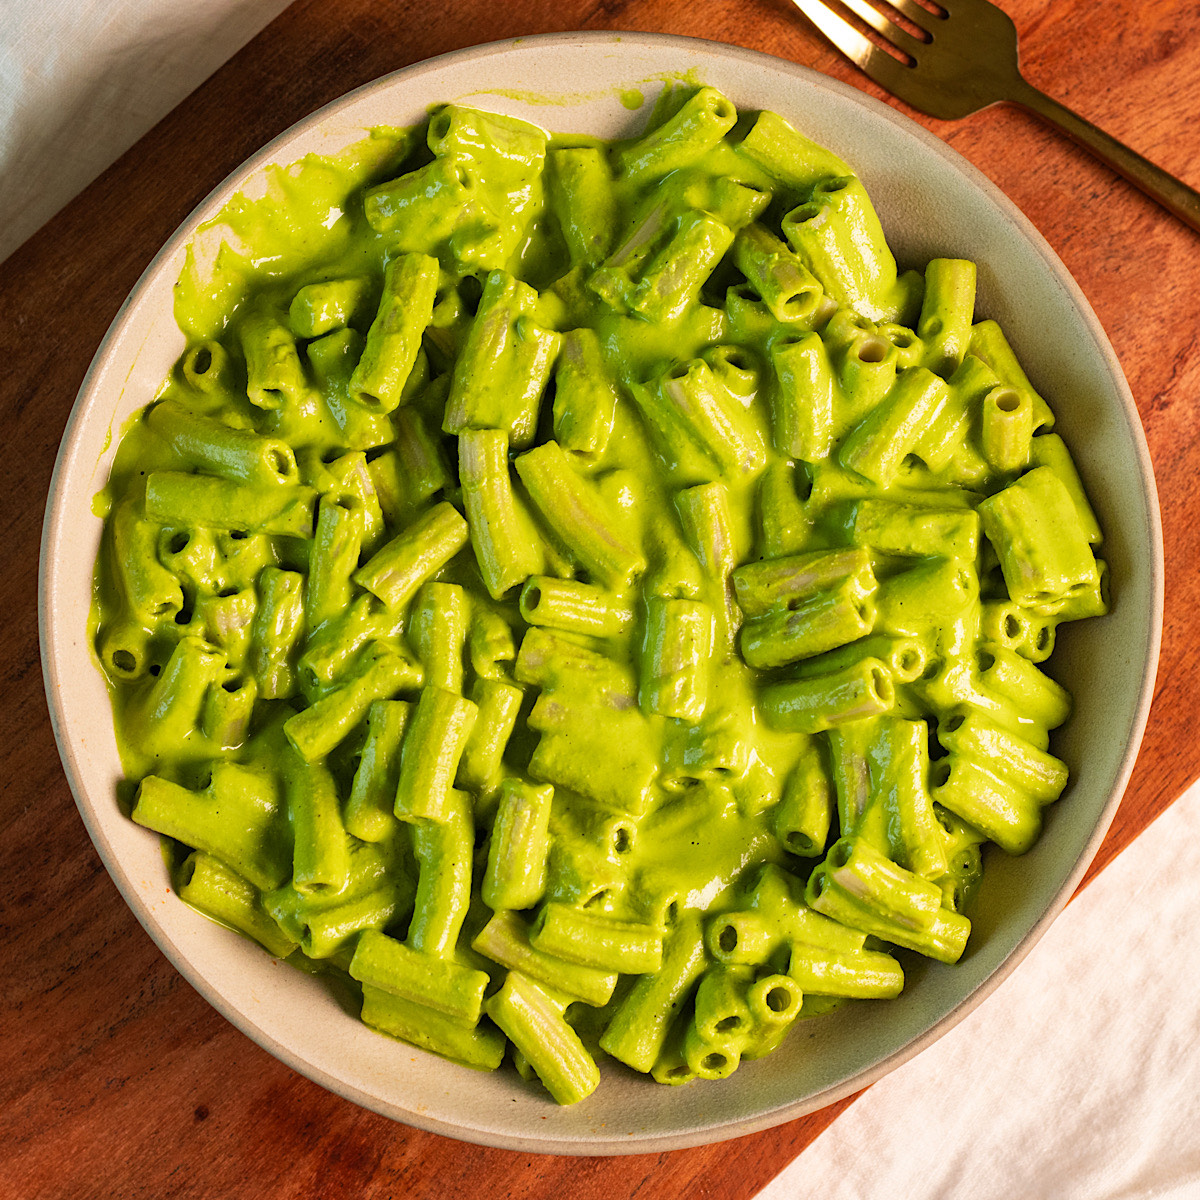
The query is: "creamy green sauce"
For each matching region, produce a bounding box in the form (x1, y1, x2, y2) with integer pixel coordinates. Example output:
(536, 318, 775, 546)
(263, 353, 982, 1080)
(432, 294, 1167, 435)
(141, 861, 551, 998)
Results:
(91, 85, 1103, 1098)
(98, 98, 802, 904)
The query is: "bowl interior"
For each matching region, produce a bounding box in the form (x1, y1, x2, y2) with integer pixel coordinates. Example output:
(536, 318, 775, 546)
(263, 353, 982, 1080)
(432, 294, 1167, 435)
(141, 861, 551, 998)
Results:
(40, 32, 1161, 1153)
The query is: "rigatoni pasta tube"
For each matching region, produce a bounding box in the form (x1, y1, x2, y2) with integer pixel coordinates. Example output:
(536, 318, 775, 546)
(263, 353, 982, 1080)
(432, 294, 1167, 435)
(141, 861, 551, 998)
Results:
(284, 642, 422, 762)
(839, 367, 950, 486)
(483, 779, 554, 911)
(459, 428, 542, 600)
(915, 352, 994, 472)
(515, 440, 645, 590)
(782, 175, 899, 321)
(823, 836, 943, 930)
(348, 252, 439, 412)
(734, 223, 824, 324)
(353, 501, 470, 609)
(770, 331, 837, 462)
(600, 912, 707, 1073)
(284, 755, 351, 895)
(737, 109, 851, 194)
(109, 496, 183, 622)
(368, 407, 451, 526)
(297, 593, 402, 691)
(875, 559, 974, 639)
(361, 984, 505, 1071)
(145, 472, 317, 538)
(1029, 433, 1102, 545)
(917, 258, 976, 378)
(552, 327, 619, 455)
(739, 578, 875, 670)
(785, 941, 904, 999)
(761, 657, 895, 734)
(848, 498, 979, 560)
(683, 1021, 742, 1081)
(309, 326, 393, 451)
(519, 576, 632, 639)
(693, 963, 754, 1044)
(146, 398, 298, 487)
(978, 466, 1100, 609)
(201, 674, 256, 748)
(747, 974, 804, 1026)
(981, 385, 1034, 473)
(516, 626, 636, 703)
(288, 275, 370, 338)
(443, 269, 560, 448)
(129, 635, 224, 754)
(733, 548, 872, 618)
(394, 685, 478, 823)
(194, 587, 256, 668)
(96, 620, 152, 682)
(362, 151, 475, 238)
(456, 677, 522, 798)
(180, 339, 231, 393)
(969, 318, 1056, 432)
(485, 972, 600, 1105)
(757, 460, 811, 560)
(836, 331, 899, 425)
(344, 700, 410, 843)
(806, 865, 970, 964)
(939, 712, 1068, 802)
(239, 310, 307, 410)
(408, 581, 468, 694)
(407, 788, 473, 957)
(530, 902, 664, 974)
(774, 751, 834, 857)
(676, 480, 740, 643)
(635, 358, 767, 481)
(350, 930, 488, 1026)
(304, 495, 363, 632)
(703, 344, 759, 405)
(630, 212, 735, 324)
(867, 718, 947, 881)
(640, 596, 713, 721)
(706, 911, 775, 965)
(548, 146, 616, 267)
(471, 910, 617, 1007)
(133, 762, 288, 892)
(614, 86, 737, 183)
(177, 851, 298, 960)
(931, 753, 1046, 855)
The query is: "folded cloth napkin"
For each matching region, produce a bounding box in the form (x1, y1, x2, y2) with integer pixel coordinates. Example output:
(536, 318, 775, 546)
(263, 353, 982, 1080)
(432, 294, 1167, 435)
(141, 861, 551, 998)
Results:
(0, 0, 288, 264)
(756, 777, 1200, 1200)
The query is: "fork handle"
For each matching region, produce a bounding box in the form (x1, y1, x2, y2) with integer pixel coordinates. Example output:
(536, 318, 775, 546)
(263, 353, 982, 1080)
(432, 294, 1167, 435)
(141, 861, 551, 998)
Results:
(1010, 78, 1200, 235)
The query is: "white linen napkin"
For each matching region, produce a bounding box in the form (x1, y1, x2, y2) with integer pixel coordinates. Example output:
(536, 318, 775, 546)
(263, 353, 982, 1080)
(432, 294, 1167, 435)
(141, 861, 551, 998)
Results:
(0, 0, 288, 264)
(756, 777, 1200, 1200)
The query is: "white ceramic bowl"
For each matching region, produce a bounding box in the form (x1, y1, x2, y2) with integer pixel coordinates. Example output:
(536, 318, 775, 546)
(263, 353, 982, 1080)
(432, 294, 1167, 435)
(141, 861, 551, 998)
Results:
(40, 32, 1162, 1153)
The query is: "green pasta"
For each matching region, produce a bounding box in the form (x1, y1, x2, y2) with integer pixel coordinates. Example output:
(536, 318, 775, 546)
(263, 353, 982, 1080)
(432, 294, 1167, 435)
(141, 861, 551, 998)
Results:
(348, 252, 439, 412)
(93, 88, 1108, 1108)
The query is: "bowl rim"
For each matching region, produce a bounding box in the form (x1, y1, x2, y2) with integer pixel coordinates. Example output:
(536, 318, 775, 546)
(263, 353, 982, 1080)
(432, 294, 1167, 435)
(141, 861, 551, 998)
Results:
(39, 28, 1164, 1154)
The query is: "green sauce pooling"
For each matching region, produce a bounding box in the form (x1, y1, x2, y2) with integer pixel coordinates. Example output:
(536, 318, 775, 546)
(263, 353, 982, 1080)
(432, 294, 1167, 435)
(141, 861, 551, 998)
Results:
(93, 85, 1108, 1104)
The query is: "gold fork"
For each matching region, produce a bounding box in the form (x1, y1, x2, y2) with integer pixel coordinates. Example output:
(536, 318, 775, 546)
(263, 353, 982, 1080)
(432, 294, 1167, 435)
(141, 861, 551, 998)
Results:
(788, 0, 1200, 233)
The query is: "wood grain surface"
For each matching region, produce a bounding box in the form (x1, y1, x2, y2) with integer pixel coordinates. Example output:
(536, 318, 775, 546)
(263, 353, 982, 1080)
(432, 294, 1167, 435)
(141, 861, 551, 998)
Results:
(3, 1, 1197, 1197)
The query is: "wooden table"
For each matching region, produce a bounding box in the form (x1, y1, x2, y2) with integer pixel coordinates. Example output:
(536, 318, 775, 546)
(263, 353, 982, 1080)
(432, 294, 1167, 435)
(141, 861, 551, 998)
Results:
(3, 1, 1197, 1196)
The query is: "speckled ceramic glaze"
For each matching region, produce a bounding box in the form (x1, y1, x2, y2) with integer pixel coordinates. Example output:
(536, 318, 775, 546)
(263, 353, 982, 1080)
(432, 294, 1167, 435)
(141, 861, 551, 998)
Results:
(40, 33, 1162, 1154)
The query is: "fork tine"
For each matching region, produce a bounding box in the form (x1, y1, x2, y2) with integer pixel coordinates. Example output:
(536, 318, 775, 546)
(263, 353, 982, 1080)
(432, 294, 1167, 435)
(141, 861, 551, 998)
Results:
(789, 0, 914, 91)
(836, 0, 926, 55)
(881, 0, 941, 36)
